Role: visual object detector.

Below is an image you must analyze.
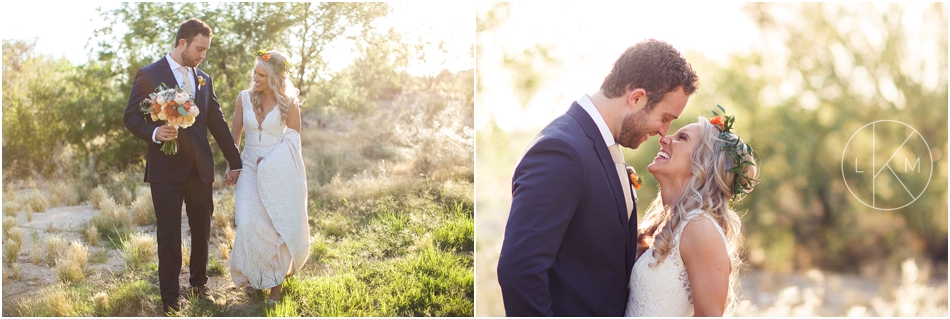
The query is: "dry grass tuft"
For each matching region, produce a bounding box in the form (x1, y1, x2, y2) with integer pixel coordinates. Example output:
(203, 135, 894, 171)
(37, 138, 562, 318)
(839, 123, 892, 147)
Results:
(55, 259, 84, 283)
(182, 243, 191, 267)
(93, 291, 110, 315)
(47, 182, 66, 207)
(15, 283, 76, 316)
(223, 226, 236, 246)
(7, 226, 24, 249)
(120, 232, 156, 270)
(116, 187, 134, 207)
(90, 185, 109, 210)
(130, 196, 154, 226)
(24, 189, 49, 213)
(2, 216, 16, 236)
(92, 198, 135, 243)
(3, 200, 22, 217)
(66, 240, 88, 269)
(42, 235, 68, 265)
(84, 223, 99, 246)
(4, 239, 21, 263)
(218, 242, 230, 260)
(12, 263, 20, 279)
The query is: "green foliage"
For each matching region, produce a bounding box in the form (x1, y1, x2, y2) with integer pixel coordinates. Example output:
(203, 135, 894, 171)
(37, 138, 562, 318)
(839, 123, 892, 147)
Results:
(434, 203, 475, 253)
(118, 232, 156, 270)
(207, 256, 227, 277)
(107, 279, 160, 317)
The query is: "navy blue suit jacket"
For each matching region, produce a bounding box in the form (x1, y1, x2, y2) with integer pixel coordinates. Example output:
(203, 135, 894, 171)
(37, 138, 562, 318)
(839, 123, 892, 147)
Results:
(497, 102, 638, 316)
(123, 57, 241, 184)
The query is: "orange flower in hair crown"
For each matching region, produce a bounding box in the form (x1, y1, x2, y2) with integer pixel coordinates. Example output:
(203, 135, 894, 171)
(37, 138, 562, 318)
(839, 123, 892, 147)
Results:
(710, 104, 758, 201)
(709, 115, 726, 131)
(255, 49, 271, 62)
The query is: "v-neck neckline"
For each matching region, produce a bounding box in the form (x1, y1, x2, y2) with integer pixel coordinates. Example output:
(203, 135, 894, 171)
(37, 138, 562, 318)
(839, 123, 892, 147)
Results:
(256, 104, 278, 128)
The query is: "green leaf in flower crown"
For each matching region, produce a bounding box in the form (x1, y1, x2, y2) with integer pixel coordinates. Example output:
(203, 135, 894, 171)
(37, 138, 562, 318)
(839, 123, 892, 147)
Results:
(178, 106, 188, 116)
(717, 104, 726, 114)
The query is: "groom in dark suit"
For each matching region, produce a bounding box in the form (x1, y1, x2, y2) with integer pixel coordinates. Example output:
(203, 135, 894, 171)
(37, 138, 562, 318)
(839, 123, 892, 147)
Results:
(497, 39, 699, 316)
(123, 18, 242, 313)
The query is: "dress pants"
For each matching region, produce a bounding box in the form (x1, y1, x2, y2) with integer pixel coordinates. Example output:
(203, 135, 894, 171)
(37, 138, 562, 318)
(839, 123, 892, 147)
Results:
(150, 159, 214, 310)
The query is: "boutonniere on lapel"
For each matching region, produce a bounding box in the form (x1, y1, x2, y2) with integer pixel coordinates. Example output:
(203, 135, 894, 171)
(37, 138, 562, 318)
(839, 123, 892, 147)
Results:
(625, 166, 642, 190)
(197, 76, 206, 90)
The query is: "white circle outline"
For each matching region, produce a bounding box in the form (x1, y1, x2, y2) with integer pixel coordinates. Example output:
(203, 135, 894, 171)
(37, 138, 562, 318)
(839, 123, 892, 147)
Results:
(841, 120, 933, 210)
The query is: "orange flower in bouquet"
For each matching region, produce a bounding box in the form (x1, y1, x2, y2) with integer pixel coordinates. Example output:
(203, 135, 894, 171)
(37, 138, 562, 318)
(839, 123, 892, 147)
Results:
(140, 84, 200, 155)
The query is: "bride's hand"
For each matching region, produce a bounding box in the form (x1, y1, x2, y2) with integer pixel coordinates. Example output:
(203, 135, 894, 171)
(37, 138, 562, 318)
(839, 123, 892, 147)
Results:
(256, 157, 263, 165)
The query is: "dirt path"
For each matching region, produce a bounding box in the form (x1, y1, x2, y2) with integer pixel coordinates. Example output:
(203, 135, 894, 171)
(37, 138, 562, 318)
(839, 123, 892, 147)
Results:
(2, 202, 259, 316)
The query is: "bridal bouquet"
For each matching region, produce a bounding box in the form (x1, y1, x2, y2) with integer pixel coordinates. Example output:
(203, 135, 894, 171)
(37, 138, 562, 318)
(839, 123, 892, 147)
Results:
(140, 84, 200, 155)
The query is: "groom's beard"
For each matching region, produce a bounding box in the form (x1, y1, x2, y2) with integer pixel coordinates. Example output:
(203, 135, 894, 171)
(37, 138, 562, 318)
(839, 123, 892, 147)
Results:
(182, 48, 202, 67)
(618, 108, 651, 149)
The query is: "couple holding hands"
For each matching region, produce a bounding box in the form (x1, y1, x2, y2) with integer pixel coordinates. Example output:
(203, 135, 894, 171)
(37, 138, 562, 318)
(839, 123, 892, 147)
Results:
(123, 18, 309, 313)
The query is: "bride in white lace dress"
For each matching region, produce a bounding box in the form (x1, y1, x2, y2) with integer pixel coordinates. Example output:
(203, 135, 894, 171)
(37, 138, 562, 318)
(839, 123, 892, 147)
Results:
(626, 113, 758, 316)
(227, 50, 310, 304)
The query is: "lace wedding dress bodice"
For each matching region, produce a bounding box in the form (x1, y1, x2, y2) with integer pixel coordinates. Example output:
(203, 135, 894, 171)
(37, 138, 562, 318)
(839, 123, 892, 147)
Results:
(625, 210, 727, 317)
(241, 90, 286, 151)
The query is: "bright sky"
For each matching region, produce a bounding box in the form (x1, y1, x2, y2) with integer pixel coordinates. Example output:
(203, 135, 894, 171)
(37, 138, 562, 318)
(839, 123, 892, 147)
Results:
(0, 2, 474, 75)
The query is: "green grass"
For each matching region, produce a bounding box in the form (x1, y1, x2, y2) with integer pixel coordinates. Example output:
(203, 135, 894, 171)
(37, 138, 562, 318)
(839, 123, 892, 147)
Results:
(208, 256, 227, 277)
(434, 202, 475, 252)
(5, 89, 475, 316)
(106, 279, 161, 316)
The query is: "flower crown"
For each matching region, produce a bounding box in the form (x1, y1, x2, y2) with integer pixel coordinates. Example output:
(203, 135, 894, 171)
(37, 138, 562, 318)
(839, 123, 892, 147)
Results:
(254, 49, 293, 73)
(709, 104, 757, 201)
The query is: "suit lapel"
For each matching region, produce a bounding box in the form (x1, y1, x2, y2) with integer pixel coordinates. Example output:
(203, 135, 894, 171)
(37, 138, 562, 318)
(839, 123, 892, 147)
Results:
(155, 57, 178, 92)
(566, 103, 630, 227)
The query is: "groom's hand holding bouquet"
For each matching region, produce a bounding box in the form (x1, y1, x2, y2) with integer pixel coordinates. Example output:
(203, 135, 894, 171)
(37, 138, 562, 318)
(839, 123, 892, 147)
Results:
(141, 84, 200, 155)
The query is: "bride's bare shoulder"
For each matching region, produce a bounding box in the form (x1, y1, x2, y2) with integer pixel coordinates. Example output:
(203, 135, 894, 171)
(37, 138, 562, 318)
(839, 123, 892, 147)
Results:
(679, 214, 727, 263)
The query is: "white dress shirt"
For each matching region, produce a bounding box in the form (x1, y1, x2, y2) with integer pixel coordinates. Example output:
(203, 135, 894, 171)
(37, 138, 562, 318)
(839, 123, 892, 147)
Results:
(152, 53, 197, 144)
(576, 94, 615, 147)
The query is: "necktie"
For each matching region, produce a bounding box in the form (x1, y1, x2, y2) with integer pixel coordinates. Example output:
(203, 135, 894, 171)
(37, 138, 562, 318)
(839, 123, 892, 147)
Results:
(608, 144, 633, 219)
(178, 66, 194, 96)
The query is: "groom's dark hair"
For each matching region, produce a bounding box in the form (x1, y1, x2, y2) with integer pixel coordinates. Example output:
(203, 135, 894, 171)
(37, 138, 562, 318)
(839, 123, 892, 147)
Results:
(175, 18, 213, 48)
(600, 39, 699, 112)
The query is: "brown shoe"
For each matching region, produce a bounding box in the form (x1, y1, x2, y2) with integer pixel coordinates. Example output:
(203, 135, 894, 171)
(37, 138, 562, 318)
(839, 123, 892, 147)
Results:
(189, 285, 216, 303)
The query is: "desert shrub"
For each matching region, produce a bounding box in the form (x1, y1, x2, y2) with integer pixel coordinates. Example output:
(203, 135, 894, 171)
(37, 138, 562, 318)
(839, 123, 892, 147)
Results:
(106, 279, 160, 316)
(92, 198, 134, 245)
(84, 223, 100, 246)
(90, 185, 109, 209)
(24, 189, 49, 213)
(207, 256, 227, 277)
(3, 200, 22, 217)
(119, 232, 156, 270)
(4, 239, 21, 263)
(55, 259, 84, 283)
(3, 216, 17, 236)
(15, 283, 78, 316)
(130, 196, 154, 226)
(43, 234, 68, 265)
(182, 243, 191, 267)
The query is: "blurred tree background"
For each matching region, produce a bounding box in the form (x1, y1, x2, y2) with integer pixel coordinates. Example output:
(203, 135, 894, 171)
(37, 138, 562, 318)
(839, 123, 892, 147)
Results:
(3, 2, 474, 179)
(476, 2, 946, 316)
(3, 2, 474, 316)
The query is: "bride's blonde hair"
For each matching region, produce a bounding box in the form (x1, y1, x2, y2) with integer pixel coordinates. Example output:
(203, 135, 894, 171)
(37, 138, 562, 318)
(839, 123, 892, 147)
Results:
(637, 116, 758, 314)
(248, 50, 300, 124)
